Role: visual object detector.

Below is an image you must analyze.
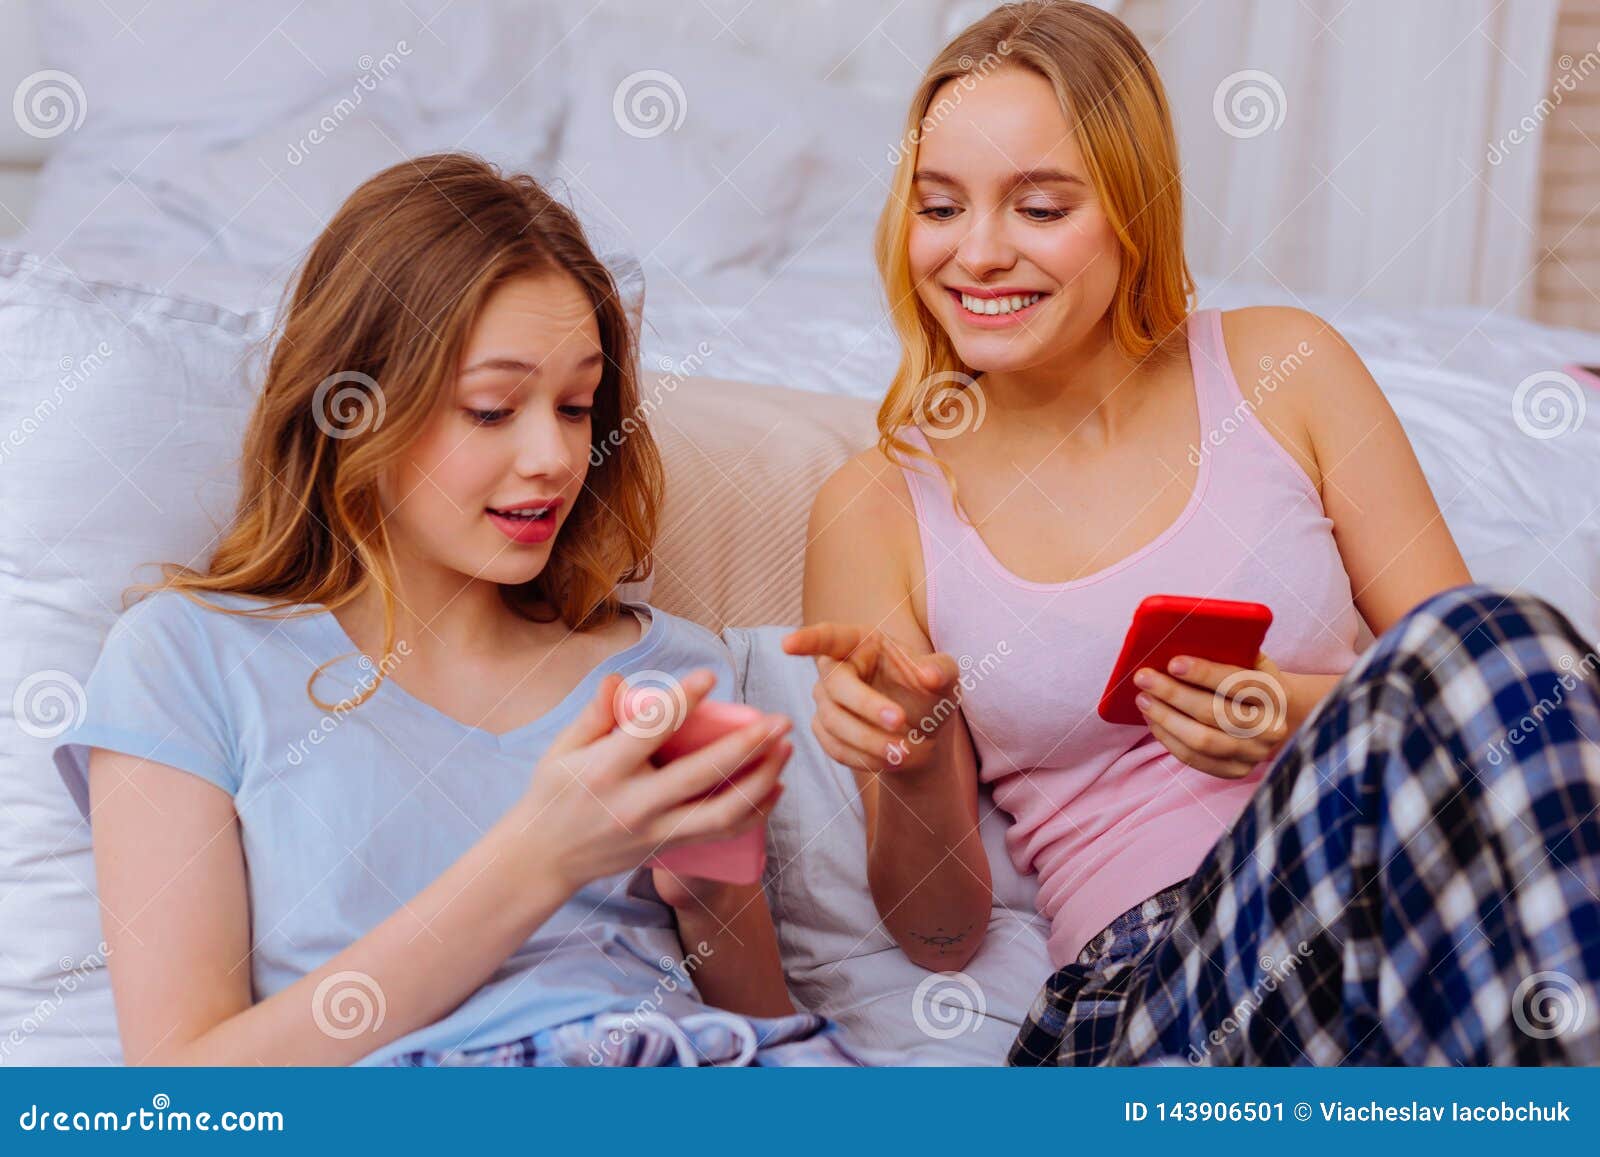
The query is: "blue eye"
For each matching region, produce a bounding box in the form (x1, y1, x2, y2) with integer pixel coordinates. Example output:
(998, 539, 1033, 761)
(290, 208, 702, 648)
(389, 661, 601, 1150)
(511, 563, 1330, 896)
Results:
(558, 405, 593, 422)
(916, 205, 961, 220)
(466, 408, 513, 426)
(1020, 207, 1068, 222)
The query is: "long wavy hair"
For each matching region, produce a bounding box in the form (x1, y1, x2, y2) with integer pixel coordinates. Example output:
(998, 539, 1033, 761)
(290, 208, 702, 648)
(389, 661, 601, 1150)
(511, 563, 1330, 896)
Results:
(137, 153, 661, 709)
(876, 0, 1195, 493)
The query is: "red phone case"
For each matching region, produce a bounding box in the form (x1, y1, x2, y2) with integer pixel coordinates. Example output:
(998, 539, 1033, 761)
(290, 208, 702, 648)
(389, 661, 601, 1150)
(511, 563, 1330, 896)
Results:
(1097, 595, 1273, 726)
(635, 698, 769, 885)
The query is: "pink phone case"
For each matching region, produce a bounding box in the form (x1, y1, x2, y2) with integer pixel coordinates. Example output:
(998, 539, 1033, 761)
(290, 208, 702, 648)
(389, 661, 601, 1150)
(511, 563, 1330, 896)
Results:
(636, 698, 769, 886)
(1563, 363, 1600, 390)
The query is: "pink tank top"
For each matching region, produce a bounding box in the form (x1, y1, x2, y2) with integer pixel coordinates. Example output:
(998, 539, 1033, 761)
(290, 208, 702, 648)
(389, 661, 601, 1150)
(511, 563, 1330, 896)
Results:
(894, 309, 1361, 967)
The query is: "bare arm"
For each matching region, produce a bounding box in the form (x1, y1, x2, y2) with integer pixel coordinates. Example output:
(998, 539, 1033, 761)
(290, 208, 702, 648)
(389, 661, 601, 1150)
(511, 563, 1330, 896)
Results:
(787, 452, 991, 971)
(1227, 306, 1473, 634)
(92, 670, 791, 1065)
(656, 876, 796, 1017)
(1138, 309, 1476, 778)
(93, 751, 576, 1065)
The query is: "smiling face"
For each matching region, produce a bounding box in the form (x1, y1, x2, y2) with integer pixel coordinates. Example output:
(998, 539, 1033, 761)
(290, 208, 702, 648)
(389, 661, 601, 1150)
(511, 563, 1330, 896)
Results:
(907, 66, 1124, 377)
(380, 271, 604, 589)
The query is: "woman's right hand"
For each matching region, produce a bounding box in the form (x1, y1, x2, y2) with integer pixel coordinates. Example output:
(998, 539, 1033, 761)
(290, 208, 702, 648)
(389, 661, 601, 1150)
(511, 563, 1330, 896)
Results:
(518, 669, 791, 891)
(782, 624, 961, 774)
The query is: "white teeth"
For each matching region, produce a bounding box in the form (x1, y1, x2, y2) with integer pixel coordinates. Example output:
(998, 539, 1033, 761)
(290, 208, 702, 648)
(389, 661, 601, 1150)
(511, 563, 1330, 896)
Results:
(492, 508, 551, 520)
(959, 292, 1042, 316)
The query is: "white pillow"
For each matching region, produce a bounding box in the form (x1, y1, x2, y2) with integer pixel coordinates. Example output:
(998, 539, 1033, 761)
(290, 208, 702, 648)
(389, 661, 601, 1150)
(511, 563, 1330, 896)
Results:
(0, 251, 270, 1063)
(32, 1, 416, 163)
(724, 625, 1051, 1066)
(120, 113, 648, 337)
(554, 7, 903, 279)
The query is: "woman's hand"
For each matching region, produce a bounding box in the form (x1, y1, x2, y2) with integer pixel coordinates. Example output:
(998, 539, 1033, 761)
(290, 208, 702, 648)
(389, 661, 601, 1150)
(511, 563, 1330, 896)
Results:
(1134, 653, 1336, 779)
(781, 623, 961, 774)
(518, 669, 792, 891)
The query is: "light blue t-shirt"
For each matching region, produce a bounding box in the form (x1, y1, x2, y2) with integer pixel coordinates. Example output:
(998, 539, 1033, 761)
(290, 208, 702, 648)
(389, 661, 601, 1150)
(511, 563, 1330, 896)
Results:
(54, 590, 739, 1065)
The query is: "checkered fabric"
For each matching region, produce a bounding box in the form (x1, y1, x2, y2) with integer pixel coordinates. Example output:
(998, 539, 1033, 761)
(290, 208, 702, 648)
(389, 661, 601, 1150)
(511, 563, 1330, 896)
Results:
(1012, 585, 1600, 1066)
(389, 1007, 859, 1067)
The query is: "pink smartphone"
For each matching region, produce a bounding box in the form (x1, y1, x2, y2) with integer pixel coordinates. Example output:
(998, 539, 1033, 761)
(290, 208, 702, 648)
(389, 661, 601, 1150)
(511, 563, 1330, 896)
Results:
(1564, 364, 1600, 390)
(639, 699, 770, 886)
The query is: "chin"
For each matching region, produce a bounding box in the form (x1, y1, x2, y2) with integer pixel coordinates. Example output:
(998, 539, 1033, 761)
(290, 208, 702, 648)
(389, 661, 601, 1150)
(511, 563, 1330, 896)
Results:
(949, 334, 1051, 376)
(480, 552, 552, 586)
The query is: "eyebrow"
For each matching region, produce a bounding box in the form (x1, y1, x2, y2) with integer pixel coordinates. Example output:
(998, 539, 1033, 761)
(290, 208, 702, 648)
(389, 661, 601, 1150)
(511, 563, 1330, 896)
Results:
(461, 351, 605, 377)
(913, 167, 1087, 194)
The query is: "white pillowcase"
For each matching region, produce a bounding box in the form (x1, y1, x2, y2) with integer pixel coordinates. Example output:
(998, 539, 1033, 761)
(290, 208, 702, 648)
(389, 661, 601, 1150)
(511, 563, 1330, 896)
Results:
(0, 251, 269, 1063)
(724, 626, 1051, 1066)
(554, 7, 905, 279)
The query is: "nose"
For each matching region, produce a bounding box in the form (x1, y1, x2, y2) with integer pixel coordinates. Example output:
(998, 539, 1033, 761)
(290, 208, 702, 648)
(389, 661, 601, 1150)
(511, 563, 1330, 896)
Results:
(955, 203, 1018, 280)
(511, 409, 580, 483)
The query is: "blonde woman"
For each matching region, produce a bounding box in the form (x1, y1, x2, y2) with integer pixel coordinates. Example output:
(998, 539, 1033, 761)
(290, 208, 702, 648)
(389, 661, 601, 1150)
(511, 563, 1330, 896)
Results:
(788, 1, 1600, 1065)
(55, 155, 855, 1067)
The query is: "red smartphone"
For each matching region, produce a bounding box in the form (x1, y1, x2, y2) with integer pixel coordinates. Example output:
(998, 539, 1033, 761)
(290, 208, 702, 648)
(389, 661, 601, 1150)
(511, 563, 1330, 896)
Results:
(634, 698, 770, 886)
(1097, 595, 1273, 726)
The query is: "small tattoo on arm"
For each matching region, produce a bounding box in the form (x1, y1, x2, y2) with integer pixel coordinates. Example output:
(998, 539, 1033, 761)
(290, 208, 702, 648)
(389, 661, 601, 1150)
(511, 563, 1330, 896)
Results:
(909, 923, 975, 954)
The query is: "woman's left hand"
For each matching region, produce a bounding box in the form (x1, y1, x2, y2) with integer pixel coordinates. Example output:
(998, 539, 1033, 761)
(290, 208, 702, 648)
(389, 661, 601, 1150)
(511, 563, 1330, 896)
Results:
(1133, 652, 1317, 779)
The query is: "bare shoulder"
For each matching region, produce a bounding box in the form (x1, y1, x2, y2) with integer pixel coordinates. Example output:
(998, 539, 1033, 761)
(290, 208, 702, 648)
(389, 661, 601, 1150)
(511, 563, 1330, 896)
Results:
(809, 444, 919, 539)
(805, 443, 928, 625)
(1219, 306, 1372, 397)
(1216, 306, 1380, 487)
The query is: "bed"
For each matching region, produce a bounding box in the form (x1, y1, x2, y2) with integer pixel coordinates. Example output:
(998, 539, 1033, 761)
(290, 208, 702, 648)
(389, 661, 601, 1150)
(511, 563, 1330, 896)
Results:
(3, 0, 1598, 1067)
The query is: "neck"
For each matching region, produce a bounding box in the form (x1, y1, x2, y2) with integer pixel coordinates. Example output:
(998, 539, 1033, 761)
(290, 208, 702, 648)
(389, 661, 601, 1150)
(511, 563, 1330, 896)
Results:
(335, 552, 544, 665)
(978, 316, 1160, 442)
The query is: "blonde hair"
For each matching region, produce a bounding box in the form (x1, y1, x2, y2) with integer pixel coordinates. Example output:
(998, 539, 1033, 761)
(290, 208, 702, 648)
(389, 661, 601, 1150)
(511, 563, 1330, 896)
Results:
(135, 153, 662, 710)
(876, 0, 1195, 481)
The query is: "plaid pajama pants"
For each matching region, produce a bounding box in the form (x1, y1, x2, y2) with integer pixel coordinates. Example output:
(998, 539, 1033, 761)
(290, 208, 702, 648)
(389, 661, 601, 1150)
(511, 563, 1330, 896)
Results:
(1011, 584, 1600, 1066)
(390, 1007, 859, 1067)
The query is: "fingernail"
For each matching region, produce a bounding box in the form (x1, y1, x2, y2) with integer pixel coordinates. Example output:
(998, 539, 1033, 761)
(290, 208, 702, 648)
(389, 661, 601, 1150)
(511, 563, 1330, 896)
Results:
(880, 707, 900, 727)
(1136, 693, 1153, 711)
(1169, 657, 1190, 676)
(1133, 671, 1153, 689)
